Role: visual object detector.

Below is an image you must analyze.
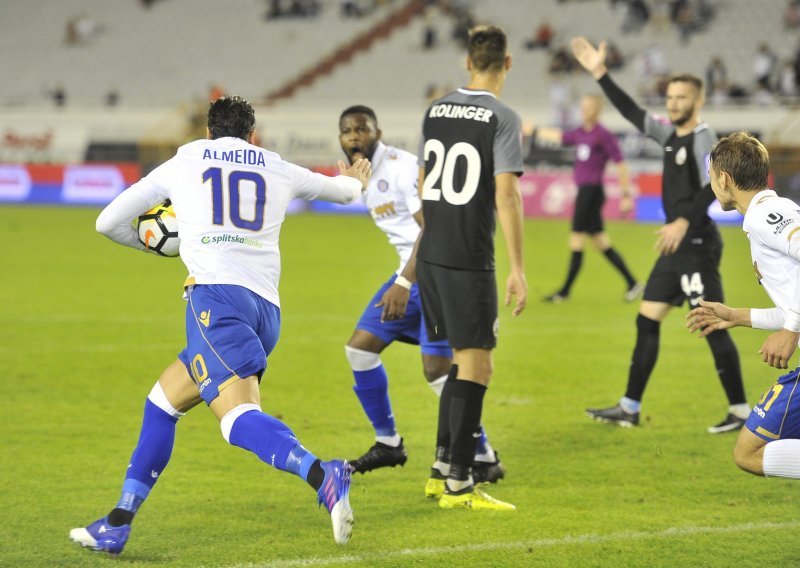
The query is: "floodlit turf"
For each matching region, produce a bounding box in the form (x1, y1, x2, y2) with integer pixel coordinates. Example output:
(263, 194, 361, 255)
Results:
(3, 206, 800, 567)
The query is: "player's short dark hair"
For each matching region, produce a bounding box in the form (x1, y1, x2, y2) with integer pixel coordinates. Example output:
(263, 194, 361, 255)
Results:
(710, 131, 769, 191)
(339, 105, 378, 126)
(667, 73, 704, 96)
(207, 95, 255, 140)
(467, 25, 507, 72)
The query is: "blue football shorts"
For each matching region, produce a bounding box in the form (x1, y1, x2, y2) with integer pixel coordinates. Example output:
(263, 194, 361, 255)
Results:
(745, 367, 800, 442)
(178, 284, 281, 405)
(355, 274, 452, 358)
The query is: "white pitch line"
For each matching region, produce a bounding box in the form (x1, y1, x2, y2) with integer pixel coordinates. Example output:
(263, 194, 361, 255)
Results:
(222, 519, 800, 568)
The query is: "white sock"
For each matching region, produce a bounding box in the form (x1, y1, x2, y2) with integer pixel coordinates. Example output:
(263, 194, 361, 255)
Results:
(763, 439, 800, 478)
(729, 403, 750, 420)
(376, 434, 401, 447)
(432, 460, 450, 476)
(446, 477, 473, 492)
(428, 375, 447, 397)
(474, 441, 496, 463)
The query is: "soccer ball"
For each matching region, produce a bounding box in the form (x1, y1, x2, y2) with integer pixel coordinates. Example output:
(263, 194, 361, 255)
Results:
(138, 200, 180, 257)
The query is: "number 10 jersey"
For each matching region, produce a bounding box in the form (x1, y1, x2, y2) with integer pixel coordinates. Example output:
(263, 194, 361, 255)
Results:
(417, 88, 524, 271)
(124, 136, 360, 307)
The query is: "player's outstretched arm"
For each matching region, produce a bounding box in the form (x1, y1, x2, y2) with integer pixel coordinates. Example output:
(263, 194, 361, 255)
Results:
(338, 157, 372, 189)
(571, 37, 647, 132)
(570, 36, 608, 80)
(495, 172, 527, 317)
(686, 298, 750, 337)
(302, 158, 371, 205)
(96, 187, 155, 251)
(528, 125, 564, 146)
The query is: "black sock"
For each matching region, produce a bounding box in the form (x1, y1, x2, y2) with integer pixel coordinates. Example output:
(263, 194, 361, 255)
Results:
(624, 314, 660, 401)
(107, 508, 134, 527)
(448, 379, 487, 478)
(705, 329, 746, 404)
(603, 247, 637, 288)
(306, 459, 324, 491)
(435, 365, 458, 457)
(559, 251, 583, 296)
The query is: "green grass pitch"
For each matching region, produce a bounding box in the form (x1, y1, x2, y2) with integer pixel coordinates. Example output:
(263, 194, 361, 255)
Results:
(3, 206, 800, 567)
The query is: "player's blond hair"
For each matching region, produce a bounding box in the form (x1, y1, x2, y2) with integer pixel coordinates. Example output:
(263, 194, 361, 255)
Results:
(710, 132, 770, 191)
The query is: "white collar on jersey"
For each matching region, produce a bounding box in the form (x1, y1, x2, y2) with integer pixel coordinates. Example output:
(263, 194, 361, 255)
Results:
(370, 141, 389, 173)
(457, 87, 497, 99)
(750, 188, 777, 207)
(743, 188, 778, 227)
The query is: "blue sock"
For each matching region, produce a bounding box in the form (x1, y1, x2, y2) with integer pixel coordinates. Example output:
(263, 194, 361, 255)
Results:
(229, 410, 315, 478)
(352, 365, 395, 437)
(474, 426, 490, 456)
(283, 445, 319, 482)
(117, 399, 178, 513)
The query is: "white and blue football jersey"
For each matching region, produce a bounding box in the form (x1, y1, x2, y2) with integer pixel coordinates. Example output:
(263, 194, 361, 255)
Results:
(361, 142, 421, 274)
(97, 136, 362, 307)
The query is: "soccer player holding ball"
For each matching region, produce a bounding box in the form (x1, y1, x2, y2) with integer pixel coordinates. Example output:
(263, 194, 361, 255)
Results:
(70, 96, 370, 553)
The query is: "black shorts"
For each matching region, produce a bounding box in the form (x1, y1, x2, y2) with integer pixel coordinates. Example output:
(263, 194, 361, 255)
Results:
(417, 260, 498, 350)
(642, 238, 724, 308)
(572, 184, 605, 234)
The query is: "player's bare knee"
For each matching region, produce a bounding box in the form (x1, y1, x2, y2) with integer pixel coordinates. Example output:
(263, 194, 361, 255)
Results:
(158, 360, 201, 413)
(423, 363, 450, 382)
(346, 330, 385, 353)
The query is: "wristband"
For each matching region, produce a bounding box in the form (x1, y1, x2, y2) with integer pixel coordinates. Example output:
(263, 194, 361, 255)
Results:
(394, 275, 413, 290)
(784, 309, 800, 333)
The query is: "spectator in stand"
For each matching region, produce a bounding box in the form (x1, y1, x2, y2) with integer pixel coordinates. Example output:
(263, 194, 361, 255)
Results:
(674, 1, 695, 42)
(778, 60, 798, 99)
(753, 43, 777, 92)
(51, 85, 67, 107)
(606, 42, 625, 70)
(106, 90, 119, 107)
(65, 13, 99, 46)
(525, 22, 554, 50)
(451, 9, 476, 48)
(649, 0, 671, 33)
(268, 0, 321, 18)
(794, 39, 800, 93)
(341, 0, 372, 18)
(786, 0, 800, 29)
(422, 5, 439, 50)
(622, 0, 650, 33)
(549, 45, 576, 75)
(208, 84, 225, 103)
(705, 56, 729, 105)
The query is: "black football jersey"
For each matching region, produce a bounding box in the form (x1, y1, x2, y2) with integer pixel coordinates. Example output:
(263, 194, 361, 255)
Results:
(644, 115, 719, 244)
(417, 88, 523, 270)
